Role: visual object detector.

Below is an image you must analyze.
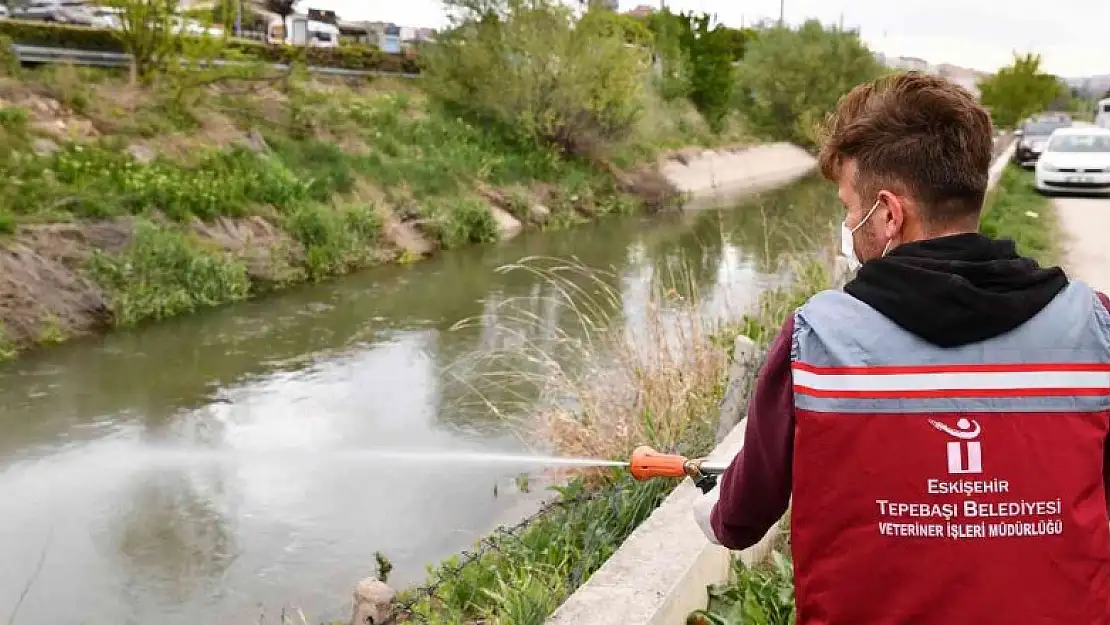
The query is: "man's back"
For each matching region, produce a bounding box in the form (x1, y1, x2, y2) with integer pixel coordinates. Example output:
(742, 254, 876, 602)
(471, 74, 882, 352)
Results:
(701, 72, 1110, 624)
(791, 277, 1110, 625)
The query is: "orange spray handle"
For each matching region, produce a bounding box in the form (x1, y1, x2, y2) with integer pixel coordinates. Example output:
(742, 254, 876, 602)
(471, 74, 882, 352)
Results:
(629, 445, 692, 480)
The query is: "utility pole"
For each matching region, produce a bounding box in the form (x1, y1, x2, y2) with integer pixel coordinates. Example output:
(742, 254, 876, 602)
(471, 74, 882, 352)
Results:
(778, 0, 784, 26)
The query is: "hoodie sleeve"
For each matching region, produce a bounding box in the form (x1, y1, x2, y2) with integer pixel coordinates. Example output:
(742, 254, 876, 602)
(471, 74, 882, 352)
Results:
(708, 313, 795, 550)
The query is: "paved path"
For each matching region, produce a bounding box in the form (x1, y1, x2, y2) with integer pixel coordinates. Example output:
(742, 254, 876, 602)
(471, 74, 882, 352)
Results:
(1054, 196, 1110, 293)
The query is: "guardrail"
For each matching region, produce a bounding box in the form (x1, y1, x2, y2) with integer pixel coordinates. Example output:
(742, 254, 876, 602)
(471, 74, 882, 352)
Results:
(11, 43, 421, 79)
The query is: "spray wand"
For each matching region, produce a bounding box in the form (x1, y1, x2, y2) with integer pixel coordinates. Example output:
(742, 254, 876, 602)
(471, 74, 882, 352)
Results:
(627, 446, 727, 494)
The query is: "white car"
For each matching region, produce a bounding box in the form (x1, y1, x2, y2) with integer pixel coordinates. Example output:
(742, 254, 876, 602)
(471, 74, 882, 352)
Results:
(1034, 127, 1110, 196)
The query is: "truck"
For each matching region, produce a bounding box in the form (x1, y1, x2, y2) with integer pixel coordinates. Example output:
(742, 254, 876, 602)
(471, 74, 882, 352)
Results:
(267, 14, 340, 48)
(1096, 98, 1110, 130)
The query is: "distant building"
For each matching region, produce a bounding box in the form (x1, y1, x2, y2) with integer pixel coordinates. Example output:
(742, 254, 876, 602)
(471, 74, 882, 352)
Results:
(624, 4, 655, 18)
(878, 55, 985, 101)
(935, 63, 986, 100)
(888, 56, 931, 73)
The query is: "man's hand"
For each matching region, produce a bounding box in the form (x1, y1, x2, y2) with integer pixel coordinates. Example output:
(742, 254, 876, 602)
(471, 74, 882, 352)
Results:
(693, 483, 722, 545)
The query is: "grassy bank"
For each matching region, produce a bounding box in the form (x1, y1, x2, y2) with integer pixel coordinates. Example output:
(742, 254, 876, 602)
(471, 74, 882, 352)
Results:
(979, 164, 1060, 265)
(0, 60, 746, 360)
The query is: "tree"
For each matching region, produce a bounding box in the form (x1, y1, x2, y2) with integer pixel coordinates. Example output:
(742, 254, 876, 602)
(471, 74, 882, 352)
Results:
(642, 9, 691, 101)
(978, 53, 1064, 129)
(104, 0, 179, 84)
(735, 21, 885, 147)
(421, 0, 649, 157)
(678, 13, 736, 132)
(719, 25, 758, 62)
(641, 9, 739, 130)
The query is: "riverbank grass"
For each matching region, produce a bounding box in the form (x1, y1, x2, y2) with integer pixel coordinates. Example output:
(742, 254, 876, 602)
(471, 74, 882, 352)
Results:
(979, 164, 1060, 265)
(0, 63, 737, 356)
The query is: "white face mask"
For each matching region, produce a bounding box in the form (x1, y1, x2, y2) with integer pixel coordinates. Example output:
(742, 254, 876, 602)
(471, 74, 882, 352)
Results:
(839, 198, 890, 269)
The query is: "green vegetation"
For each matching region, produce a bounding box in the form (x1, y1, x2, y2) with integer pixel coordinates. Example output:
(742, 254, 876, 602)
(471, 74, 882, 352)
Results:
(401, 475, 673, 625)
(978, 53, 1065, 129)
(423, 0, 656, 159)
(734, 21, 885, 147)
(690, 546, 795, 625)
(642, 10, 744, 132)
(88, 220, 251, 326)
(979, 165, 1059, 265)
(0, 323, 14, 361)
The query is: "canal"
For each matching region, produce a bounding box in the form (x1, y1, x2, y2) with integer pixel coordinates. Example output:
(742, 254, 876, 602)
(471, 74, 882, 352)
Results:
(0, 175, 838, 624)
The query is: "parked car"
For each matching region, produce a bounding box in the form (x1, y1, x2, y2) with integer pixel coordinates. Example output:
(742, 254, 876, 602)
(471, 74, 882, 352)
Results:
(1034, 126, 1110, 196)
(12, 0, 109, 26)
(88, 5, 121, 29)
(0, 5, 10, 18)
(1013, 116, 1072, 167)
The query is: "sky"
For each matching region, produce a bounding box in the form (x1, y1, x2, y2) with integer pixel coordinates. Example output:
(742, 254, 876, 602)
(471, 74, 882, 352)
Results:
(308, 0, 1110, 77)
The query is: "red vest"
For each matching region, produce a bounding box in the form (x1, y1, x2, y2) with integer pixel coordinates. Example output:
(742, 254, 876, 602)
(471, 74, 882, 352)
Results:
(790, 285, 1110, 624)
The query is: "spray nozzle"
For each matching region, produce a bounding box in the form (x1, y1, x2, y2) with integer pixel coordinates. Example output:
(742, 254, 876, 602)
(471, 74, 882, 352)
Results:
(628, 446, 726, 493)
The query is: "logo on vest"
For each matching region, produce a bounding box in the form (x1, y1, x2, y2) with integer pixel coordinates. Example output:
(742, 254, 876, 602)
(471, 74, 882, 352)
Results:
(928, 417, 982, 474)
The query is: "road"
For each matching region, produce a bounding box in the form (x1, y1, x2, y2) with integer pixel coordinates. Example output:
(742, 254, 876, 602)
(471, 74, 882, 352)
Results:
(1054, 196, 1110, 293)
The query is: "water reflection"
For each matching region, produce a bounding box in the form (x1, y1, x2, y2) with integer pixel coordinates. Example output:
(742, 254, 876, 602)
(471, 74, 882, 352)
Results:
(0, 175, 839, 624)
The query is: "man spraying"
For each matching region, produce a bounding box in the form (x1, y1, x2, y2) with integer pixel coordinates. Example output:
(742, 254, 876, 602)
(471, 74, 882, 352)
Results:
(696, 72, 1110, 623)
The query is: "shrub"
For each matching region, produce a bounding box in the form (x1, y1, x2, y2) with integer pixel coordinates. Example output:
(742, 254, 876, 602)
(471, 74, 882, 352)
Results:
(89, 220, 251, 326)
(103, 0, 179, 82)
(421, 0, 649, 157)
(436, 197, 500, 249)
(735, 21, 885, 147)
(266, 135, 357, 201)
(0, 208, 15, 234)
(681, 15, 737, 133)
(0, 34, 19, 75)
(691, 548, 795, 625)
(0, 106, 28, 131)
(284, 201, 382, 279)
(646, 10, 736, 132)
(0, 322, 14, 361)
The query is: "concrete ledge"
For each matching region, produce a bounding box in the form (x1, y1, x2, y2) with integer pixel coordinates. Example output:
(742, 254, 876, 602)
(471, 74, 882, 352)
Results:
(989, 139, 1016, 191)
(659, 143, 818, 210)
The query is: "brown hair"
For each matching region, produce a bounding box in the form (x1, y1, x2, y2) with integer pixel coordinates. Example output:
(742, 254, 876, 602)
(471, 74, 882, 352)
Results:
(818, 71, 994, 226)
